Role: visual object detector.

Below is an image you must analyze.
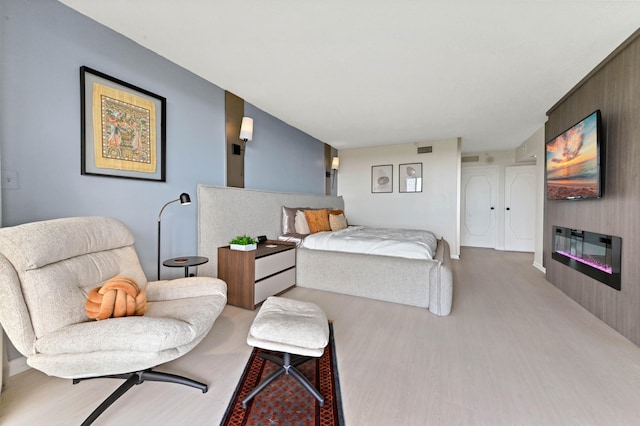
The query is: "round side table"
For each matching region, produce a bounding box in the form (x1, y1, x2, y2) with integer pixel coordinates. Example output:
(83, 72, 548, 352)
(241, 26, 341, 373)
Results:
(162, 256, 209, 277)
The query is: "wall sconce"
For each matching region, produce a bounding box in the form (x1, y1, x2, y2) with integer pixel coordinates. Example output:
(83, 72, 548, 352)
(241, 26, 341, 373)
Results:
(331, 157, 340, 171)
(331, 156, 339, 189)
(157, 193, 191, 280)
(233, 116, 254, 155)
(240, 117, 253, 142)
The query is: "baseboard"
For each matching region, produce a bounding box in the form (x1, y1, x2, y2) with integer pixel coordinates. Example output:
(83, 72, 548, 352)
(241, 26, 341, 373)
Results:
(8, 356, 30, 376)
(533, 261, 546, 273)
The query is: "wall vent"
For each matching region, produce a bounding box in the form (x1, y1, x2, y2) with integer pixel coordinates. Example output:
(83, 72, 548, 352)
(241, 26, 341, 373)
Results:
(462, 155, 480, 163)
(417, 146, 433, 154)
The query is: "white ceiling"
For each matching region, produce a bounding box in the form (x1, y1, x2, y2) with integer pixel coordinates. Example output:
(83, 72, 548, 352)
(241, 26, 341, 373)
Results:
(59, 0, 639, 153)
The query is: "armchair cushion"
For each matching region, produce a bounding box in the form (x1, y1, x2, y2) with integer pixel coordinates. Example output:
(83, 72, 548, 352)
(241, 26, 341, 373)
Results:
(0, 216, 135, 271)
(38, 294, 225, 355)
(146, 276, 227, 301)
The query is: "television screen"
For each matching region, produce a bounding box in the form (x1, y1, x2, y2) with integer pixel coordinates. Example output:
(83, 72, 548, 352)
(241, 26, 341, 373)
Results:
(546, 110, 603, 200)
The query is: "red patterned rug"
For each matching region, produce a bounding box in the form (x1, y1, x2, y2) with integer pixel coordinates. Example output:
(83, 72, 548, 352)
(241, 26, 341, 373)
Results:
(221, 323, 344, 426)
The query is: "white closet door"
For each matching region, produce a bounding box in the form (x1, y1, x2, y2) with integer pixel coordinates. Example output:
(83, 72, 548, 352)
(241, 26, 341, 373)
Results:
(504, 165, 536, 252)
(461, 166, 498, 248)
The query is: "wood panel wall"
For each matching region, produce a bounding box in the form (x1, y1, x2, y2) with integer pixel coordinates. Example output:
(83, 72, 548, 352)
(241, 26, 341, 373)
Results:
(225, 91, 245, 188)
(545, 29, 640, 345)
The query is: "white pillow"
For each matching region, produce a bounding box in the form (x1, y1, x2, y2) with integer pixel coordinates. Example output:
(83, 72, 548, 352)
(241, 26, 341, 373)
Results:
(295, 210, 311, 234)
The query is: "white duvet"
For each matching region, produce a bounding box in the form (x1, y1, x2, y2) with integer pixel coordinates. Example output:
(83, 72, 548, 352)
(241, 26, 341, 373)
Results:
(300, 226, 438, 260)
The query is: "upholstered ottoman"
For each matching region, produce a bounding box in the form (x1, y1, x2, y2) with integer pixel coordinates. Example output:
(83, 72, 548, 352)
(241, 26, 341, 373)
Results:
(242, 296, 329, 408)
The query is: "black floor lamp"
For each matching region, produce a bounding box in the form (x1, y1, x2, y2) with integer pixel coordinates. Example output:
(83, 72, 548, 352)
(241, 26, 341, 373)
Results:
(157, 193, 191, 280)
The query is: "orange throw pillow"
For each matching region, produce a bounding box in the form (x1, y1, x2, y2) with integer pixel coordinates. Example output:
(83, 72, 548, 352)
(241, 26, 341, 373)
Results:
(304, 209, 331, 233)
(86, 276, 147, 320)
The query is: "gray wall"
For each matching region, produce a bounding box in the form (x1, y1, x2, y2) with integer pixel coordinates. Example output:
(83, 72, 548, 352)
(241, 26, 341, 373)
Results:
(544, 30, 640, 346)
(0, 0, 327, 280)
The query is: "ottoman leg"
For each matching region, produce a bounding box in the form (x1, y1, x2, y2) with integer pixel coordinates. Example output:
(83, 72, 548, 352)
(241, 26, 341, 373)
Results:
(260, 352, 311, 368)
(289, 366, 324, 407)
(241, 365, 286, 408)
(241, 352, 325, 408)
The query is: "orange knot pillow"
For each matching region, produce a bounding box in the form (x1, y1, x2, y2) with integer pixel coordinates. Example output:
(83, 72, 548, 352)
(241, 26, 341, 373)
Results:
(85, 276, 147, 320)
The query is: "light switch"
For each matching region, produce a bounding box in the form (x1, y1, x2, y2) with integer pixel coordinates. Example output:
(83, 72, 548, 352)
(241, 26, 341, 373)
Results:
(2, 170, 19, 189)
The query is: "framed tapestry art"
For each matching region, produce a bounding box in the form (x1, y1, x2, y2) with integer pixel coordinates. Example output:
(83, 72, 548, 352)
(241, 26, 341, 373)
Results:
(372, 164, 393, 193)
(399, 163, 422, 193)
(80, 66, 166, 181)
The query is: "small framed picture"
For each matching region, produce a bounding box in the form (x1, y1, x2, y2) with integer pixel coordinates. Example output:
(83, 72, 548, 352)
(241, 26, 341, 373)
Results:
(371, 164, 393, 193)
(399, 163, 422, 193)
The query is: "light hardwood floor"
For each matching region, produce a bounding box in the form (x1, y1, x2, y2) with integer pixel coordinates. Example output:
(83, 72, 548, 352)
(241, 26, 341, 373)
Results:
(2, 247, 640, 425)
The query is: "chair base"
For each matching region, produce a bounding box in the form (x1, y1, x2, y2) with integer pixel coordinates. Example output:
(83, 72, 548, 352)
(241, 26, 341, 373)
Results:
(73, 368, 208, 426)
(241, 352, 324, 409)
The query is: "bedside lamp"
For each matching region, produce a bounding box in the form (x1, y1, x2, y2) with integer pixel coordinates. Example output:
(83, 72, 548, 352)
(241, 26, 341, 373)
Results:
(157, 193, 191, 280)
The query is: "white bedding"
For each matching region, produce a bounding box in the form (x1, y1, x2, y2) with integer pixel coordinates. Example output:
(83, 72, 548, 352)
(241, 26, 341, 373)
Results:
(300, 226, 438, 260)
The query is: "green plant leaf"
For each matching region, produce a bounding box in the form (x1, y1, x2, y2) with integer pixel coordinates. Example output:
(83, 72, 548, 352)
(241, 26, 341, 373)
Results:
(229, 234, 257, 245)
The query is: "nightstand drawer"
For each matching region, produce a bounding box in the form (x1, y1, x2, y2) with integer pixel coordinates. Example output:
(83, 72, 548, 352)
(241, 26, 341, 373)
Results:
(255, 249, 295, 281)
(255, 267, 296, 305)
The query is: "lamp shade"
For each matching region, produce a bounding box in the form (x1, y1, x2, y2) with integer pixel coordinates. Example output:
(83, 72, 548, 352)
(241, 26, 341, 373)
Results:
(331, 157, 340, 170)
(180, 193, 191, 205)
(239, 117, 254, 142)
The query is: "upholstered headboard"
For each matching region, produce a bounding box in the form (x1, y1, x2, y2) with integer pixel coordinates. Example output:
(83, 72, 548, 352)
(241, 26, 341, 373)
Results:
(197, 184, 344, 277)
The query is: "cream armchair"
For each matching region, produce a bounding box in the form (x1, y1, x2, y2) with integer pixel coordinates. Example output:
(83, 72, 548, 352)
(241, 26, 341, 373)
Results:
(0, 216, 227, 425)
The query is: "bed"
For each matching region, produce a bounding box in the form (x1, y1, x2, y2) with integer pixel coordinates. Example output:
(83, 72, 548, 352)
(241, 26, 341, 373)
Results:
(197, 184, 453, 316)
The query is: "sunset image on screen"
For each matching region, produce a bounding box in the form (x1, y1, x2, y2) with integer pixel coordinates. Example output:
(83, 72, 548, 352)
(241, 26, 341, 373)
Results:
(546, 112, 600, 199)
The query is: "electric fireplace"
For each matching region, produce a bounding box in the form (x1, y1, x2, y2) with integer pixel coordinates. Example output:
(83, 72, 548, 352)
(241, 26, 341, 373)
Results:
(552, 226, 621, 290)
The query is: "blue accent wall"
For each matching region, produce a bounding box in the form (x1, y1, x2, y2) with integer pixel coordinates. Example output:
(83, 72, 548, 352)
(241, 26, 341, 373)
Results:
(0, 0, 327, 278)
(244, 104, 326, 194)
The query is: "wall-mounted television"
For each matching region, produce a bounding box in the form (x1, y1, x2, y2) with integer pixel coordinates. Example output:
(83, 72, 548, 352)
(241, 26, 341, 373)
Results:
(546, 110, 604, 200)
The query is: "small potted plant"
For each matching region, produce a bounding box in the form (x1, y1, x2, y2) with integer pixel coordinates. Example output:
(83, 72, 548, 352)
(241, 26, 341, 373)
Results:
(229, 235, 258, 251)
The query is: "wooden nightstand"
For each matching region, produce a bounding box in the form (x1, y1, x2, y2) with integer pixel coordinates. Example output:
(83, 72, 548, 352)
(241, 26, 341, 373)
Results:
(218, 241, 296, 309)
